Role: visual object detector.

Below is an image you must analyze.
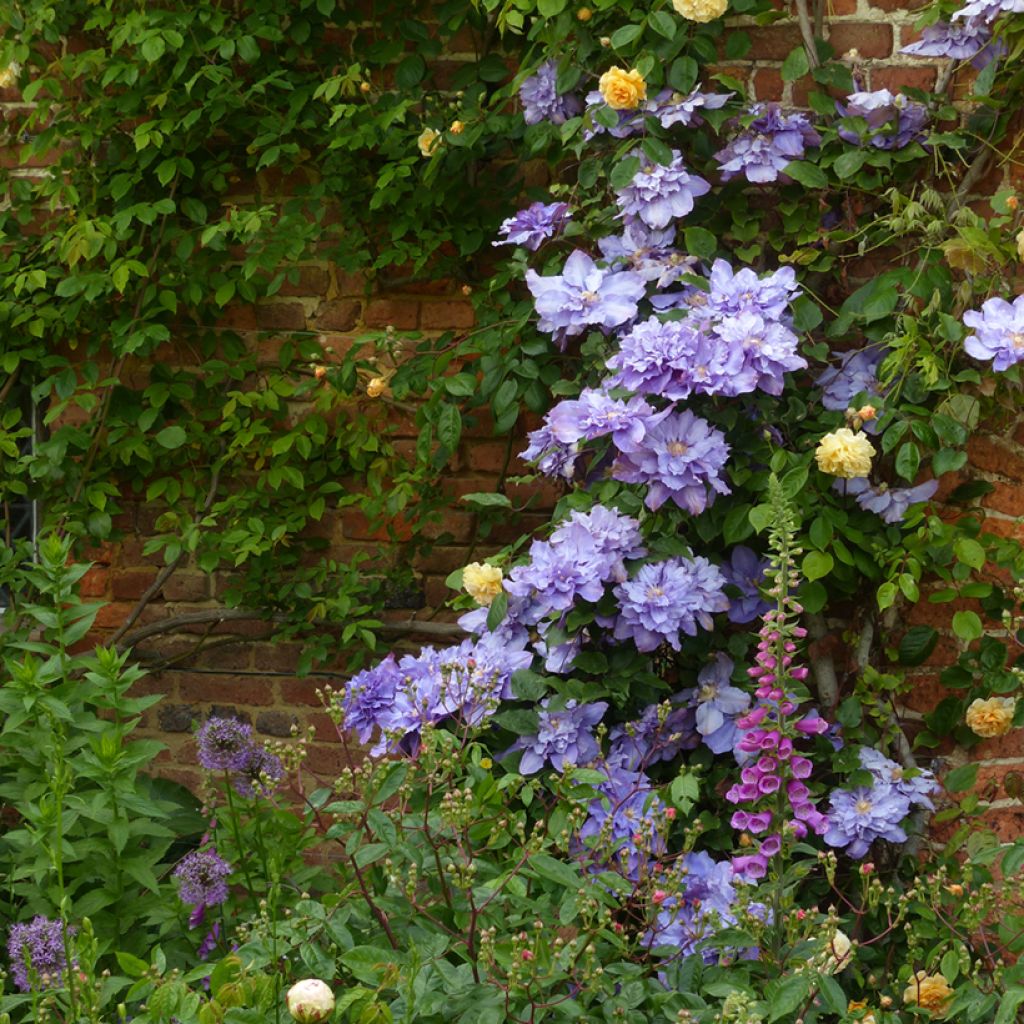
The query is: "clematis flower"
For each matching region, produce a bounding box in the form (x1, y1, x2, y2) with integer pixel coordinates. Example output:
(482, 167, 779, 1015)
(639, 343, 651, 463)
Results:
(519, 60, 582, 125)
(512, 698, 609, 773)
(715, 104, 821, 184)
(832, 477, 939, 523)
(688, 653, 752, 753)
(902, 18, 1001, 68)
(823, 784, 911, 858)
(962, 295, 1024, 370)
(646, 86, 732, 129)
(615, 149, 711, 229)
(837, 89, 929, 150)
(494, 201, 571, 251)
(721, 546, 771, 623)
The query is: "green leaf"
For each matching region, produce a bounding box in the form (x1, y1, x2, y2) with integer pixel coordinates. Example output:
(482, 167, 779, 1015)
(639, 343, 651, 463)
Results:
(437, 403, 462, 453)
(648, 10, 677, 38)
(155, 426, 187, 449)
(995, 988, 1024, 1024)
(610, 155, 641, 190)
(899, 626, 938, 666)
(784, 161, 827, 189)
(802, 550, 833, 582)
(610, 23, 644, 48)
(954, 537, 986, 571)
(934, 448, 968, 475)
(781, 45, 810, 82)
(944, 763, 978, 792)
(833, 150, 867, 179)
(538, 0, 567, 14)
(767, 974, 812, 1022)
(684, 226, 717, 259)
(486, 590, 508, 631)
(530, 852, 581, 889)
(877, 581, 898, 610)
(116, 952, 151, 978)
(460, 491, 511, 509)
(395, 55, 425, 90)
(895, 441, 921, 482)
(952, 610, 983, 642)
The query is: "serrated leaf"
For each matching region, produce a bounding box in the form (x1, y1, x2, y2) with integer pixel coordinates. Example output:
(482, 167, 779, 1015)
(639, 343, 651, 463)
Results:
(781, 45, 810, 82)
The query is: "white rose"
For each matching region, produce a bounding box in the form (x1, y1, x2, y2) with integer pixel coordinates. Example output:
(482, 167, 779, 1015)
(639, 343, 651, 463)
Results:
(287, 979, 335, 1023)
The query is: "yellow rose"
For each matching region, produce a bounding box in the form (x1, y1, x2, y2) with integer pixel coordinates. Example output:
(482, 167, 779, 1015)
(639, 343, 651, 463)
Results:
(965, 696, 1016, 738)
(822, 930, 853, 974)
(449, 120, 465, 135)
(848, 1001, 876, 1024)
(672, 0, 729, 22)
(0, 62, 20, 89)
(462, 562, 504, 606)
(417, 127, 441, 157)
(1016, 227, 1024, 262)
(903, 972, 953, 1017)
(815, 428, 876, 479)
(598, 67, 646, 110)
(366, 376, 390, 398)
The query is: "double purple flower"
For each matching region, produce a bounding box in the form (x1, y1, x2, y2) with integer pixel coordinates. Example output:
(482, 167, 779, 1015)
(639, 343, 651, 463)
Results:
(715, 104, 821, 184)
(615, 149, 711, 229)
(837, 89, 929, 151)
(963, 295, 1024, 371)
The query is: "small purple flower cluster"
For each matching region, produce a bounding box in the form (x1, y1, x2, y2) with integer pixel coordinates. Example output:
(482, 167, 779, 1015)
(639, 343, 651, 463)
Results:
(962, 295, 1024, 371)
(715, 104, 821, 184)
(824, 749, 937, 858)
(837, 89, 929, 151)
(196, 717, 284, 798)
(833, 477, 939, 524)
(725, 598, 831, 881)
(494, 201, 571, 251)
(7, 916, 73, 992)
(173, 849, 232, 912)
(519, 60, 582, 126)
(613, 556, 729, 651)
(615, 149, 711, 229)
(340, 635, 533, 755)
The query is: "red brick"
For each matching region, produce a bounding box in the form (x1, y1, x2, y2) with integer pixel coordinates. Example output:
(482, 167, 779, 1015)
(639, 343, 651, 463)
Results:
(278, 679, 325, 706)
(828, 0, 860, 14)
(255, 302, 308, 330)
(967, 434, 1024, 481)
(826, 23, 893, 58)
(363, 298, 419, 329)
(752, 68, 784, 102)
(277, 266, 330, 297)
(985, 481, 1024, 517)
(314, 299, 361, 332)
(420, 511, 475, 543)
(216, 304, 258, 331)
(332, 270, 367, 296)
(192, 645, 253, 670)
(162, 572, 211, 602)
(177, 673, 276, 705)
(463, 440, 509, 473)
(740, 25, 805, 61)
(869, 0, 928, 10)
(110, 569, 158, 601)
(420, 301, 476, 330)
(868, 66, 938, 93)
(791, 74, 817, 107)
(94, 601, 152, 629)
(79, 567, 110, 598)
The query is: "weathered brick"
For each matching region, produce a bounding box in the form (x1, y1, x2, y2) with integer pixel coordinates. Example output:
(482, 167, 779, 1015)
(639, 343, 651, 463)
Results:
(752, 68, 784, 102)
(256, 710, 299, 737)
(177, 674, 276, 705)
(740, 25, 805, 60)
(363, 298, 419, 329)
(314, 299, 361, 332)
(826, 23, 893, 58)
(79, 566, 109, 598)
(420, 300, 476, 330)
(157, 704, 197, 732)
(967, 434, 1024, 481)
(985, 481, 1024, 518)
(868, 66, 938, 93)
(277, 266, 330, 297)
(255, 302, 308, 330)
(162, 572, 211, 602)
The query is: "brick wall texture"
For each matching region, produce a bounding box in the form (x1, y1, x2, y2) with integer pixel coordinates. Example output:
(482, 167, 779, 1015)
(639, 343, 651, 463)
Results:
(6, 4, 1024, 837)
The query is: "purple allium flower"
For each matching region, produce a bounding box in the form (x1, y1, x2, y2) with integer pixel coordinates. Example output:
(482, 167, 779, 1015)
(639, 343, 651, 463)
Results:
(647, 86, 733, 129)
(646, 852, 740, 961)
(715, 104, 821, 184)
(706, 259, 801, 320)
(832, 477, 939, 524)
(520, 424, 580, 479)
(953, 0, 1024, 22)
(7, 917, 73, 992)
(526, 249, 647, 345)
(615, 149, 711, 229)
(612, 410, 731, 513)
(606, 315, 753, 401)
(196, 716, 254, 773)
(902, 17, 1000, 68)
(823, 784, 911, 858)
(232, 745, 284, 799)
(494, 201, 571, 251)
(711, 311, 806, 396)
(859, 748, 939, 811)
(689, 654, 751, 754)
(817, 348, 886, 411)
(519, 60, 582, 125)
(613, 556, 729, 652)
(721, 546, 771, 624)
(576, 762, 667, 879)
(837, 89, 929, 150)
(341, 655, 403, 745)
(963, 295, 1024, 371)
(512, 699, 608, 774)
(173, 849, 232, 908)
(545, 388, 667, 453)
(608, 699, 699, 769)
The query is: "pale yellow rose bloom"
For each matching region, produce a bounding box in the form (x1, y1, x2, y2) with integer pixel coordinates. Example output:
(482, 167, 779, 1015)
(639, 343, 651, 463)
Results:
(815, 428, 876, 479)
(417, 127, 441, 157)
(966, 696, 1016, 738)
(903, 972, 953, 1018)
(0, 62, 20, 89)
(822, 929, 853, 974)
(462, 562, 504, 606)
(672, 0, 728, 22)
(286, 979, 335, 1023)
(1016, 227, 1024, 262)
(366, 376, 390, 398)
(598, 67, 647, 110)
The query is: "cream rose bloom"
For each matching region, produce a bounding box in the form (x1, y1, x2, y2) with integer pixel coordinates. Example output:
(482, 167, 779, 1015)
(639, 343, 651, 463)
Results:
(417, 127, 441, 157)
(848, 1001, 876, 1024)
(822, 929, 853, 973)
(672, 0, 728, 22)
(286, 979, 335, 1023)
(366, 375, 390, 398)
(966, 696, 1016, 738)
(0, 63, 20, 89)
(598, 67, 647, 110)
(903, 971, 953, 1017)
(815, 428, 876, 479)
(1016, 227, 1024, 262)
(463, 562, 504, 606)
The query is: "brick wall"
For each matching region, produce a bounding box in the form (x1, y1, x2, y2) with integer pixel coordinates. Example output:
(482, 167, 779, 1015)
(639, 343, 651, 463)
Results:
(6, 5, 1024, 830)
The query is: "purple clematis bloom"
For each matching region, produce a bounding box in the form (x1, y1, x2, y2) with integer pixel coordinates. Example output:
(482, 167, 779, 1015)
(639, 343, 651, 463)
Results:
(859, 747, 939, 811)
(526, 249, 647, 345)
(609, 699, 699, 769)
(7, 917, 74, 993)
(506, 533, 614, 613)
(902, 18, 1001, 68)
(341, 655, 403, 746)
(823, 784, 911, 858)
(689, 653, 752, 754)
(598, 222, 677, 279)
(818, 348, 886, 410)
(711, 312, 806, 396)
(513, 699, 608, 774)
(721, 545, 771, 624)
(612, 409, 731, 513)
(615, 149, 711, 229)
(545, 388, 668, 453)
(833, 477, 939, 524)
(494, 201, 571, 251)
(715, 104, 821, 184)
(613, 556, 729, 652)
(837, 89, 929, 150)
(520, 424, 580, 479)
(707, 259, 801, 320)
(647, 86, 733, 129)
(954, 0, 1024, 22)
(550, 505, 647, 570)
(963, 295, 1024, 370)
(519, 60, 582, 125)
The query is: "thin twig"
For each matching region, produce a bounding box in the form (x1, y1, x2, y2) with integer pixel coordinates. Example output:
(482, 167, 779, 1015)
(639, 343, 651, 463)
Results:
(794, 0, 821, 70)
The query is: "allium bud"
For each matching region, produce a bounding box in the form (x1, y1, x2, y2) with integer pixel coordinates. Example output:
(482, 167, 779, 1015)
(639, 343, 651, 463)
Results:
(287, 980, 335, 1023)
